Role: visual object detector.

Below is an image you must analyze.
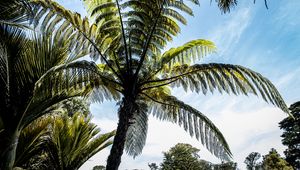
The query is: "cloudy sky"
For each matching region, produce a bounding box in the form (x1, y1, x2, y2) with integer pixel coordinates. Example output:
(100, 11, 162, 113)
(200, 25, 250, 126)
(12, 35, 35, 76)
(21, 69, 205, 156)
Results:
(58, 0, 300, 169)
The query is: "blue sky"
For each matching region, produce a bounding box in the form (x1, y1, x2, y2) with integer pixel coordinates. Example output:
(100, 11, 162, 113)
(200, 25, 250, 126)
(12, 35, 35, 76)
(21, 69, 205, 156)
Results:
(57, 0, 300, 169)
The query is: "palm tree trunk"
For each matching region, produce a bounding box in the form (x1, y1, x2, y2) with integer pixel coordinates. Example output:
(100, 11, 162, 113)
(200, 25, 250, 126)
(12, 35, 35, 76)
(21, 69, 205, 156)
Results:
(106, 97, 135, 170)
(0, 128, 20, 170)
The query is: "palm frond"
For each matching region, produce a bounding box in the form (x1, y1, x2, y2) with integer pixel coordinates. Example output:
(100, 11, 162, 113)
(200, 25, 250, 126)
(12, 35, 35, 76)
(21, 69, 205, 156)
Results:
(290, 101, 300, 114)
(15, 116, 52, 167)
(49, 112, 114, 169)
(0, 24, 29, 121)
(21, 60, 121, 127)
(150, 39, 216, 75)
(143, 89, 232, 160)
(213, 0, 237, 13)
(161, 63, 289, 113)
(83, 0, 121, 53)
(73, 130, 115, 169)
(31, 0, 100, 61)
(0, 0, 33, 28)
(124, 100, 148, 157)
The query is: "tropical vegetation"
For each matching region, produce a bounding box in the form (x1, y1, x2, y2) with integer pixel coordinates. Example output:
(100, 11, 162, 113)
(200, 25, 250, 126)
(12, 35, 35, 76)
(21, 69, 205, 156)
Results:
(15, 111, 114, 170)
(0, 0, 292, 169)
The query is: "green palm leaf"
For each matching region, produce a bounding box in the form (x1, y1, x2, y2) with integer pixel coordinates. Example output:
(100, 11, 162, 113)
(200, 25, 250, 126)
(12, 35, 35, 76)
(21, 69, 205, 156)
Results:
(31, 0, 100, 61)
(124, 99, 149, 157)
(153, 39, 216, 73)
(48, 112, 114, 169)
(142, 88, 232, 160)
(15, 116, 52, 167)
(143, 63, 289, 114)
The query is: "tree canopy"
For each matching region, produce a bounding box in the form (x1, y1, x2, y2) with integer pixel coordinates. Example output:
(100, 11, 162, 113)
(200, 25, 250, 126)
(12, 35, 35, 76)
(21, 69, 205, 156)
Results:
(261, 148, 293, 170)
(244, 152, 262, 170)
(279, 101, 300, 169)
(160, 143, 204, 170)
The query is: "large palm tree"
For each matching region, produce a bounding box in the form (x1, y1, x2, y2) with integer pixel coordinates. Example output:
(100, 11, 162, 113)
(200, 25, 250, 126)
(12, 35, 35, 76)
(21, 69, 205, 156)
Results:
(0, 1, 108, 169)
(27, 0, 289, 169)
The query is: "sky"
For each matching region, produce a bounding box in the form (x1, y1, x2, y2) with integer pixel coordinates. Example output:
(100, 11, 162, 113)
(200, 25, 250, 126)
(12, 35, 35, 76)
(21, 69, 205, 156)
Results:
(57, 0, 300, 169)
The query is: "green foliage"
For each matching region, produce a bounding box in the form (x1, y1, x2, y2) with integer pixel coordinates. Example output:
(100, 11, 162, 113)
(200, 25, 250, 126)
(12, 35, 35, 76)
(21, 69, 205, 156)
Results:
(160, 143, 205, 170)
(261, 148, 293, 170)
(279, 101, 300, 169)
(14, 115, 52, 168)
(93, 165, 106, 170)
(44, 112, 115, 170)
(53, 97, 91, 116)
(213, 161, 237, 170)
(154, 143, 236, 170)
(244, 152, 262, 170)
(16, 112, 115, 170)
(148, 163, 159, 170)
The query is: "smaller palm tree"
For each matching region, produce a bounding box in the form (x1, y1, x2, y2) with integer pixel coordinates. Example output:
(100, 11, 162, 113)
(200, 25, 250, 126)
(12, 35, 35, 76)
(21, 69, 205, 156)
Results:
(46, 112, 115, 170)
(14, 110, 115, 170)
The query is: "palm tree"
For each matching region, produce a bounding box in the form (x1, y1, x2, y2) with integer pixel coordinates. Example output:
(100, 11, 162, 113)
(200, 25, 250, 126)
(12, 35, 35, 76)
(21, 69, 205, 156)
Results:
(45, 112, 115, 170)
(28, 0, 289, 169)
(14, 112, 114, 170)
(0, 1, 108, 169)
(13, 98, 115, 170)
(14, 115, 52, 169)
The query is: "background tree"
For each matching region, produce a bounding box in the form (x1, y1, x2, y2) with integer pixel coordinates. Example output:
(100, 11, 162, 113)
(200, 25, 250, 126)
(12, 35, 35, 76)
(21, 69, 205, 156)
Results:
(93, 165, 106, 170)
(213, 161, 237, 170)
(261, 148, 293, 170)
(160, 143, 204, 170)
(279, 101, 300, 169)
(55, 97, 91, 116)
(244, 152, 262, 170)
(153, 143, 235, 170)
(148, 163, 159, 170)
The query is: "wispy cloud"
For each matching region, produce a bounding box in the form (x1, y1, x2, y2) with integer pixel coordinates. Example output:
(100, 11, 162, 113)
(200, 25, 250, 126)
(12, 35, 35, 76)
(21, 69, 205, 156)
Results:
(208, 8, 252, 59)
